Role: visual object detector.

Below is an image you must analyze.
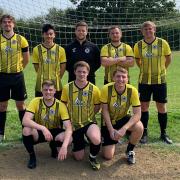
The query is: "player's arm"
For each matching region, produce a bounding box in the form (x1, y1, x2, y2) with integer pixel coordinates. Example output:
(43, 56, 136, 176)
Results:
(94, 104, 100, 114)
(101, 56, 126, 67)
(93, 46, 101, 71)
(102, 103, 117, 140)
(135, 58, 141, 68)
(165, 54, 172, 69)
(22, 48, 30, 69)
(118, 106, 141, 137)
(118, 56, 134, 67)
(22, 112, 53, 141)
(58, 120, 72, 161)
(60, 63, 66, 78)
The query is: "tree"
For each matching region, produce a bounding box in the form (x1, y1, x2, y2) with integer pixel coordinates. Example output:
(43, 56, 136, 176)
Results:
(69, 0, 178, 25)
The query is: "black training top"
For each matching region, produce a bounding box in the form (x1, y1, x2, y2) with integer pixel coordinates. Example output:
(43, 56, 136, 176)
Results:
(65, 39, 101, 84)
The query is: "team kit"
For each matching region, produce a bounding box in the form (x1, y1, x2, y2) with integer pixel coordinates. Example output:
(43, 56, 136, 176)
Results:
(0, 14, 172, 170)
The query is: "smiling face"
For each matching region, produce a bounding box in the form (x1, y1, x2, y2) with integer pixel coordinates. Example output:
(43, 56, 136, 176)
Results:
(43, 29, 55, 44)
(141, 23, 156, 40)
(1, 17, 15, 33)
(42, 84, 56, 100)
(75, 25, 88, 41)
(113, 70, 128, 88)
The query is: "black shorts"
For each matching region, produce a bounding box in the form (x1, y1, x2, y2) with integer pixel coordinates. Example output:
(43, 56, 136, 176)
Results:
(101, 115, 131, 146)
(72, 122, 96, 152)
(34, 128, 64, 144)
(35, 91, 62, 100)
(0, 72, 27, 101)
(138, 83, 167, 103)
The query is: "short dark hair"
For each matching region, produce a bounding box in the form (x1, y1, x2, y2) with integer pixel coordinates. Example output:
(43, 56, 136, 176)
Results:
(0, 14, 15, 24)
(42, 80, 55, 88)
(108, 25, 121, 34)
(113, 67, 128, 77)
(74, 61, 90, 72)
(75, 21, 88, 30)
(42, 24, 55, 33)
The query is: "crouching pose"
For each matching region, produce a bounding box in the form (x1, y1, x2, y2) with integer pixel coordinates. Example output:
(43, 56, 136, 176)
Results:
(22, 80, 72, 169)
(100, 67, 143, 164)
(61, 61, 101, 170)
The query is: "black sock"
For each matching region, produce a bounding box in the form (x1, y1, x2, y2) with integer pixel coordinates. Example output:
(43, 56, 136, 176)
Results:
(141, 111, 149, 135)
(158, 112, 167, 135)
(23, 135, 36, 159)
(0, 111, 6, 135)
(126, 143, 135, 152)
(89, 143, 101, 157)
(18, 110, 26, 124)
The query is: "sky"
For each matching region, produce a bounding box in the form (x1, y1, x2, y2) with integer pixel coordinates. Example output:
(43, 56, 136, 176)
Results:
(0, 0, 180, 19)
(0, 0, 75, 19)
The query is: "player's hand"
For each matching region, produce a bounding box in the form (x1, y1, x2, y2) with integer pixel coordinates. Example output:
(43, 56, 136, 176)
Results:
(58, 146, 67, 161)
(42, 127, 53, 142)
(117, 127, 127, 137)
(118, 56, 126, 62)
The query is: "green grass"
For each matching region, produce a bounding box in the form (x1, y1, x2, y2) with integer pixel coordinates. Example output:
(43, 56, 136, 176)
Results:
(3, 52, 180, 146)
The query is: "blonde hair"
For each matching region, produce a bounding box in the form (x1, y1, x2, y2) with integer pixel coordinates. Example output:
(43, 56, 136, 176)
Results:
(141, 21, 156, 30)
(113, 67, 128, 77)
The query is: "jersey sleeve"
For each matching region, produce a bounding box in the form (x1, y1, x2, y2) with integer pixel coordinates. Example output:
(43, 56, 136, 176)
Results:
(134, 42, 140, 59)
(26, 98, 39, 114)
(32, 46, 39, 64)
(59, 102, 70, 121)
(59, 46, 67, 64)
(100, 85, 108, 103)
(93, 86, 101, 105)
(21, 35, 29, 48)
(61, 84, 69, 102)
(126, 44, 134, 57)
(100, 45, 108, 57)
(163, 40, 171, 56)
(131, 87, 141, 107)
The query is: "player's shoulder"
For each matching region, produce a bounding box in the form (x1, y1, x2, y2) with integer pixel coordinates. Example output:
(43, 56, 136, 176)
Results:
(126, 84, 138, 92)
(156, 37, 169, 44)
(89, 82, 100, 90)
(30, 97, 42, 103)
(102, 82, 115, 90)
(101, 43, 111, 48)
(15, 33, 27, 41)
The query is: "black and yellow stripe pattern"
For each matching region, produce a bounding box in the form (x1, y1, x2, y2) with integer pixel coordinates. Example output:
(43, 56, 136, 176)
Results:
(27, 97, 69, 129)
(134, 37, 171, 84)
(0, 34, 28, 73)
(101, 43, 134, 82)
(32, 44, 66, 91)
(61, 82, 100, 130)
(100, 82, 140, 125)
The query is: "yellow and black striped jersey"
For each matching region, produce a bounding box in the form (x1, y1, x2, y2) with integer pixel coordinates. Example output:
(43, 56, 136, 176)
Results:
(32, 44, 66, 92)
(0, 33, 29, 73)
(61, 81, 100, 130)
(100, 82, 140, 125)
(101, 43, 134, 82)
(134, 37, 171, 84)
(27, 97, 69, 129)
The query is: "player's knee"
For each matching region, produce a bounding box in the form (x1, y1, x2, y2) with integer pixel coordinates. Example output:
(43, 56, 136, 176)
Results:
(73, 154, 84, 161)
(91, 137, 101, 145)
(103, 152, 113, 160)
(22, 127, 32, 136)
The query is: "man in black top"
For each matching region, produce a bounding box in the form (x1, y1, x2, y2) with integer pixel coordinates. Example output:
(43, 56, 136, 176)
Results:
(65, 21, 100, 84)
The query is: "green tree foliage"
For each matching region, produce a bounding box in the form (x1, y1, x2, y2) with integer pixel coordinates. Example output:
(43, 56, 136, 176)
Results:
(69, 0, 178, 25)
